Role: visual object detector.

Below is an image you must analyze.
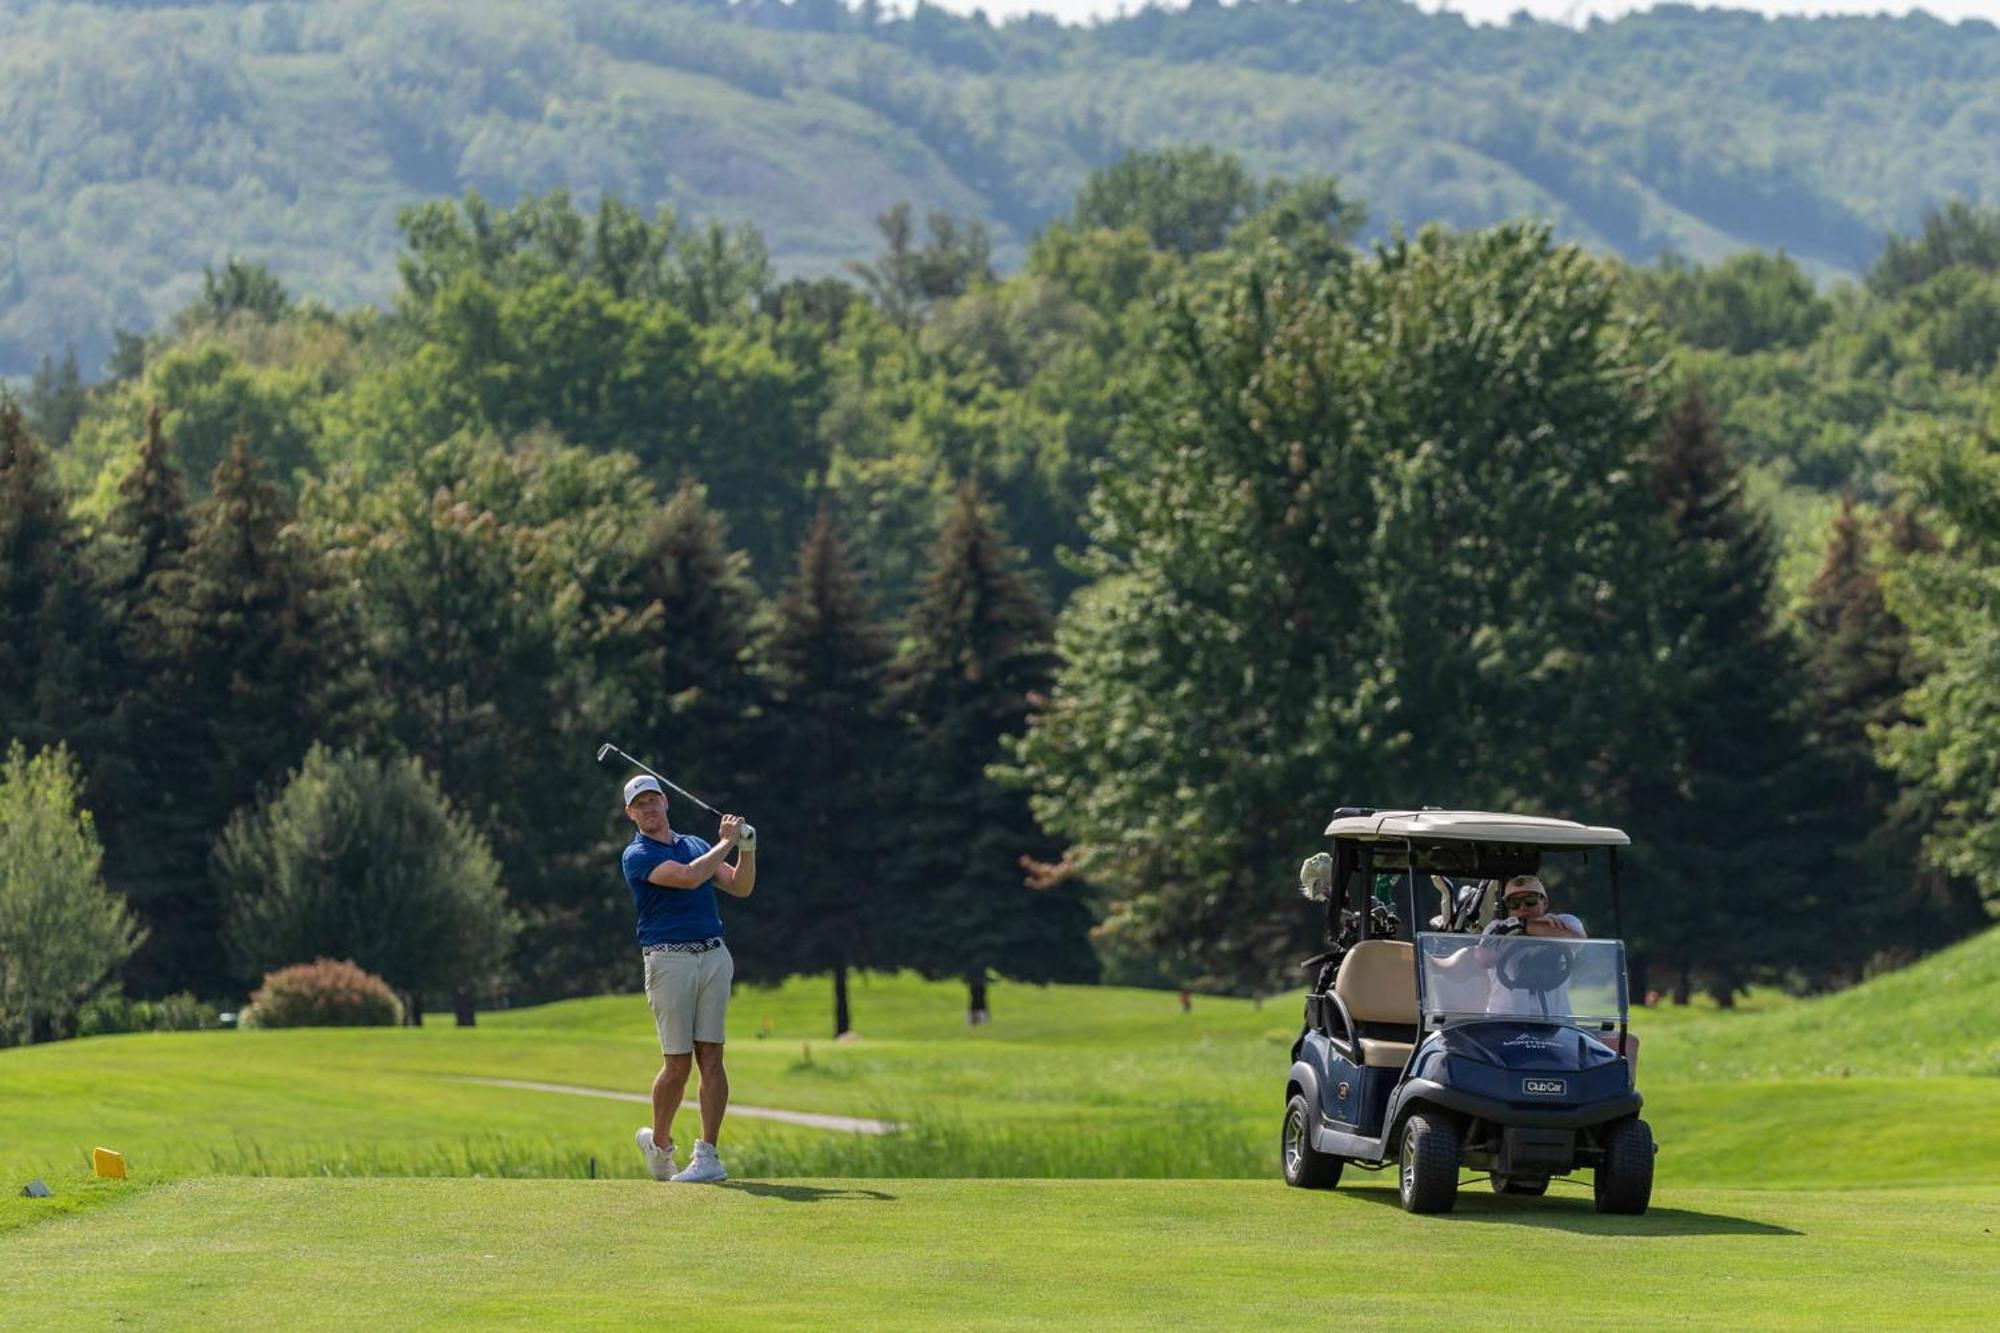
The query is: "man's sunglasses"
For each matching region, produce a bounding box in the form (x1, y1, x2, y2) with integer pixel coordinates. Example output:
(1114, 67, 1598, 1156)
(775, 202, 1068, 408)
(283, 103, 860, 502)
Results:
(1504, 895, 1545, 909)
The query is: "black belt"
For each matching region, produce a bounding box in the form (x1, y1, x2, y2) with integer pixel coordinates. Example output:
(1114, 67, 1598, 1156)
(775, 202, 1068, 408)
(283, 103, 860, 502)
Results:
(642, 937, 724, 956)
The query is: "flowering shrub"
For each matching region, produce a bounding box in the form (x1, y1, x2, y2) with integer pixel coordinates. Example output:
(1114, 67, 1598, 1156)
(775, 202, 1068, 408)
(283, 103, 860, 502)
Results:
(242, 958, 403, 1028)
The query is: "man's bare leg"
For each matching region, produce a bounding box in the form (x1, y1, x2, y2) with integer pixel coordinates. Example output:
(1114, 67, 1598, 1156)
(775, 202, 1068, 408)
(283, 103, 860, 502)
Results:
(693, 1041, 729, 1147)
(653, 1053, 693, 1149)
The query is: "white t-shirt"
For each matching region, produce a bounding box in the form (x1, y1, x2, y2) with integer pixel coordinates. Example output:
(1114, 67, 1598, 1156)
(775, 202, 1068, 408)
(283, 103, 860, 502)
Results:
(1482, 914, 1585, 1016)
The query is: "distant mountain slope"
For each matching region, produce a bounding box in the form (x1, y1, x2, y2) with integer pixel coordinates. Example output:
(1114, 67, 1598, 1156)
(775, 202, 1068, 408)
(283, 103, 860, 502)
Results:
(4, 0, 1999, 377)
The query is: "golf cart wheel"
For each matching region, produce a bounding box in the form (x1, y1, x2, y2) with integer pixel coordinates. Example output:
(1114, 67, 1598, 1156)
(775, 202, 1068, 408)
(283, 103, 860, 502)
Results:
(1282, 1094, 1343, 1189)
(1491, 1175, 1549, 1197)
(1397, 1111, 1461, 1214)
(1594, 1117, 1655, 1215)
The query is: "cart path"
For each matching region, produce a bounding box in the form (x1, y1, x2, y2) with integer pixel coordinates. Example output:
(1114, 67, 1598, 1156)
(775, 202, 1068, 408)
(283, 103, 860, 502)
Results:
(448, 1076, 900, 1135)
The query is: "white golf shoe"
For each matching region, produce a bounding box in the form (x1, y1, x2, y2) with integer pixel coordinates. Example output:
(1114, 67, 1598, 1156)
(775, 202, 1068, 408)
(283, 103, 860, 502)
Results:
(635, 1127, 676, 1182)
(671, 1140, 727, 1184)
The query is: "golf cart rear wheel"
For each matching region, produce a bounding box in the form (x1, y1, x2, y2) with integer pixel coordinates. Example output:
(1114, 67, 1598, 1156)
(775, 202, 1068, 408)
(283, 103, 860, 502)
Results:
(1491, 1175, 1549, 1197)
(1594, 1116, 1655, 1215)
(1282, 1094, 1343, 1189)
(1397, 1111, 1461, 1214)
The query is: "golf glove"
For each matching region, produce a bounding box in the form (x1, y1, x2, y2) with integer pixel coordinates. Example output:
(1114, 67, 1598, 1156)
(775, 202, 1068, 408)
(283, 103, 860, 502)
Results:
(735, 824, 757, 852)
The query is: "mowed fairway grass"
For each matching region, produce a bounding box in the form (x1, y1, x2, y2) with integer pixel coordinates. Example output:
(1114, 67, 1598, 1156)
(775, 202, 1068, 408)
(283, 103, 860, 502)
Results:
(3, 1179, 1998, 1330)
(4, 928, 1999, 1326)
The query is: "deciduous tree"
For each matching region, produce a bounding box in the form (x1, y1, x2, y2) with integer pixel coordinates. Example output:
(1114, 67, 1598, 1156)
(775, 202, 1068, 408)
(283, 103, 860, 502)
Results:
(0, 742, 144, 1045)
(1017, 224, 1670, 993)
(218, 745, 518, 1023)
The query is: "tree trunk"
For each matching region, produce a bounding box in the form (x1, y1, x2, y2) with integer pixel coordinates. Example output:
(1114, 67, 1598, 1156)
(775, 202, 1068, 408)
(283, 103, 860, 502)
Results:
(1628, 954, 1652, 1005)
(405, 991, 424, 1027)
(453, 990, 476, 1027)
(1672, 965, 1692, 1007)
(833, 964, 851, 1037)
(966, 972, 990, 1026)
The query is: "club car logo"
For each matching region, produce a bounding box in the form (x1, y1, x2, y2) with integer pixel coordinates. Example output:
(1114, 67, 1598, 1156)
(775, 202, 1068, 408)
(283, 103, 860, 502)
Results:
(1522, 1078, 1568, 1097)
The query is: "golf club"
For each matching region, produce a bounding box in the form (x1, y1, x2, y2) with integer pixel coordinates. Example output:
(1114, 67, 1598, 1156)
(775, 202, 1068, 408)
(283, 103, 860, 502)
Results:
(595, 742, 755, 846)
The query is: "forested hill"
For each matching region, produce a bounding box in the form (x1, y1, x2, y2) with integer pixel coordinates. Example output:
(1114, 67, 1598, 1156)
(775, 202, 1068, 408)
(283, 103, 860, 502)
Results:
(6, 0, 2000, 378)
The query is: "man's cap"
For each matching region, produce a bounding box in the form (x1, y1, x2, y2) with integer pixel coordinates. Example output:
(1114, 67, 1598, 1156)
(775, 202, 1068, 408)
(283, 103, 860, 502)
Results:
(623, 775, 667, 806)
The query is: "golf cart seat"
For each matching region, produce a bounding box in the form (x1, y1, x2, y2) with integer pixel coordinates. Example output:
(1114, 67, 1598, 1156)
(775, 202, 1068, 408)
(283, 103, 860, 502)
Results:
(1333, 940, 1419, 1068)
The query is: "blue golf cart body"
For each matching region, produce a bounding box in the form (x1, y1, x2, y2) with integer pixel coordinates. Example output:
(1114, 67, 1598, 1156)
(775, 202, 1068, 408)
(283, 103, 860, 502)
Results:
(1281, 808, 1656, 1214)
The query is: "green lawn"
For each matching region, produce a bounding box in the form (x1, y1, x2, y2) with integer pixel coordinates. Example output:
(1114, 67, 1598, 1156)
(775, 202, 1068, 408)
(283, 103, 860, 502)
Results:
(4, 929, 1998, 1195)
(4, 1179, 1997, 1330)
(5, 933, 1999, 1324)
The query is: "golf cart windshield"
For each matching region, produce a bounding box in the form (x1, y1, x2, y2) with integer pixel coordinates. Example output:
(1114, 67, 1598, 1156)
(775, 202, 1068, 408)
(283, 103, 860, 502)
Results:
(1415, 932, 1629, 1028)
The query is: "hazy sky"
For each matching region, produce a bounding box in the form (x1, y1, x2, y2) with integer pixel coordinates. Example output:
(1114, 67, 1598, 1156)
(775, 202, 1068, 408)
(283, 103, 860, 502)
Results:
(926, 1, 1999, 28)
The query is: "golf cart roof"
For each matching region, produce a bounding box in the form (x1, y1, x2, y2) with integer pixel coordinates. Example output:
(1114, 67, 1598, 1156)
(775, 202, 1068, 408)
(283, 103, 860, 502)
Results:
(1323, 809, 1630, 848)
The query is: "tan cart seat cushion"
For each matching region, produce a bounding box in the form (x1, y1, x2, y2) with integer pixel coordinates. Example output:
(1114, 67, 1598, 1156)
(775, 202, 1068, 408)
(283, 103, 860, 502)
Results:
(1334, 939, 1419, 1026)
(1358, 1037, 1414, 1068)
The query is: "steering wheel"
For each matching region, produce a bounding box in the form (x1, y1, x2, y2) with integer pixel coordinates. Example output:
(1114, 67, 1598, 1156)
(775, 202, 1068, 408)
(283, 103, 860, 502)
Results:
(1495, 939, 1574, 994)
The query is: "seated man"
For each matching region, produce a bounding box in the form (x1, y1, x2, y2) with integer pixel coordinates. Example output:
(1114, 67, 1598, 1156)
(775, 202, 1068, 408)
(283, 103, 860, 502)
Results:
(1484, 874, 1584, 941)
(1480, 875, 1639, 1082)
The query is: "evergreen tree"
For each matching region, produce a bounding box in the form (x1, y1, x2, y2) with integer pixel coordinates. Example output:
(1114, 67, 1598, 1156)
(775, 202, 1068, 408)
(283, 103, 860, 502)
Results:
(634, 480, 765, 808)
(0, 403, 107, 759)
(745, 509, 897, 1036)
(1799, 498, 1911, 976)
(1626, 389, 1826, 1003)
(888, 484, 1096, 1022)
(91, 406, 193, 882)
(24, 345, 87, 449)
(96, 406, 191, 611)
(125, 438, 365, 997)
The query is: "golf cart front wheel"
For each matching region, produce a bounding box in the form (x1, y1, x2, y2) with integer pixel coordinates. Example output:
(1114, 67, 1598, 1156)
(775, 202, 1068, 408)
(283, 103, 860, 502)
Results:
(1397, 1111, 1461, 1214)
(1491, 1175, 1549, 1197)
(1594, 1116, 1655, 1215)
(1282, 1094, 1343, 1189)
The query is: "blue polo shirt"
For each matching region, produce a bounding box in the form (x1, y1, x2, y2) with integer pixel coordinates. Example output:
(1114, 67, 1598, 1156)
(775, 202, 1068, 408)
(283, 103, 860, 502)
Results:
(623, 831, 726, 947)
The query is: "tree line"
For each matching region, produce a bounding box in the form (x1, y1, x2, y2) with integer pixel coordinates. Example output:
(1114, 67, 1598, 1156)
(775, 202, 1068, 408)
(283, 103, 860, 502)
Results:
(4, 149, 1998, 1042)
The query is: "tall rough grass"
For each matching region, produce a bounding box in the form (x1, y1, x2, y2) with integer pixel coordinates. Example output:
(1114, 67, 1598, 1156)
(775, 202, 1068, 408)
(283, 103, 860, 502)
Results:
(185, 1117, 1276, 1181)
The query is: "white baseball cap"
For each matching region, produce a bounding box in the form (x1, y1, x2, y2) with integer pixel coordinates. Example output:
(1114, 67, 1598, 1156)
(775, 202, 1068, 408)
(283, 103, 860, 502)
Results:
(623, 775, 666, 806)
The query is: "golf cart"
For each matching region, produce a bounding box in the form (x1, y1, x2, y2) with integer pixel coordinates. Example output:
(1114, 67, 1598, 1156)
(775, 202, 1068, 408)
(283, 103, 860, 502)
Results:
(1282, 808, 1655, 1214)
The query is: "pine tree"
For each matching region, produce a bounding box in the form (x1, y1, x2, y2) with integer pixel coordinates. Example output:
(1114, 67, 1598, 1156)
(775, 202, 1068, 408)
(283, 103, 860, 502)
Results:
(744, 508, 898, 1036)
(124, 438, 365, 997)
(97, 406, 191, 610)
(888, 484, 1095, 1022)
(634, 480, 765, 807)
(0, 403, 107, 759)
(1626, 389, 1828, 1004)
(23, 345, 87, 449)
(86, 406, 194, 917)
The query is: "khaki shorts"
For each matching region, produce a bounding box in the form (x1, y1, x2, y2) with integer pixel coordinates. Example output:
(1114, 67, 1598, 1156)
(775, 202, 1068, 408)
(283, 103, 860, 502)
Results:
(643, 944, 733, 1056)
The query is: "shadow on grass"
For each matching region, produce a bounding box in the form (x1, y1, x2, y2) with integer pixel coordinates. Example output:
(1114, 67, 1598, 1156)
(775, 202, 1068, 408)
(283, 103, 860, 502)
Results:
(719, 1181, 897, 1203)
(1339, 1181, 1800, 1236)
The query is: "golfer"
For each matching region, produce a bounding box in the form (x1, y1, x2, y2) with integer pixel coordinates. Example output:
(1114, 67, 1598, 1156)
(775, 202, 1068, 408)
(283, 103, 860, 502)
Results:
(621, 773, 756, 1183)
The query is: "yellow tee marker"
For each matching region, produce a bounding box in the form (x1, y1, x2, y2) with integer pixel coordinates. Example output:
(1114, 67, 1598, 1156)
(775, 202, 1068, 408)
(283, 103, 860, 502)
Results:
(92, 1148, 126, 1180)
